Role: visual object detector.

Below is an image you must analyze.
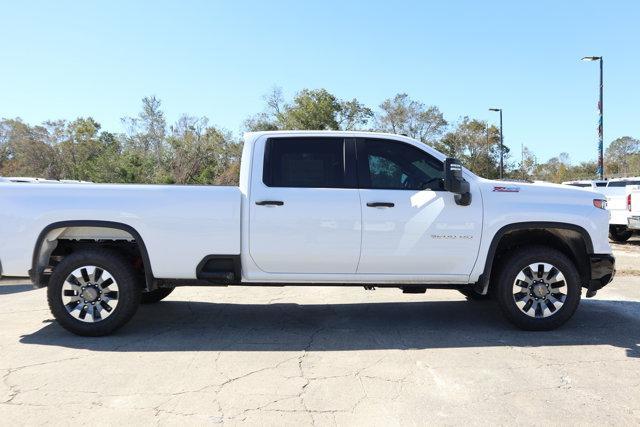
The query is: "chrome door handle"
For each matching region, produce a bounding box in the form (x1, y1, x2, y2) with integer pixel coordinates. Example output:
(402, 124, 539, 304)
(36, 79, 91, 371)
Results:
(255, 200, 284, 206)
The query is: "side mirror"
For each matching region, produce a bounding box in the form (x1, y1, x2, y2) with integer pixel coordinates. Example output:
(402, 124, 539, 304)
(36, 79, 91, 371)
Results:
(444, 158, 471, 206)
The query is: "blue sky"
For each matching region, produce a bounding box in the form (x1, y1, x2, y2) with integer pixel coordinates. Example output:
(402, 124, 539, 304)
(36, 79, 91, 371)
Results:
(1, 0, 638, 163)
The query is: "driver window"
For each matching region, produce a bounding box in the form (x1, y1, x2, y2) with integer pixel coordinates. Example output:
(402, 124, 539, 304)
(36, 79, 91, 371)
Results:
(361, 139, 444, 190)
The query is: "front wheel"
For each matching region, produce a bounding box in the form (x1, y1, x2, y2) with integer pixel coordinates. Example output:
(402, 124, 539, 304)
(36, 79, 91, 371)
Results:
(495, 246, 581, 331)
(47, 249, 141, 336)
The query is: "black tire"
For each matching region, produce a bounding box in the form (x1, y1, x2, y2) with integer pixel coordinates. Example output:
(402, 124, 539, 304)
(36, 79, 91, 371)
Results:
(458, 288, 491, 301)
(47, 249, 141, 336)
(141, 287, 175, 304)
(495, 246, 581, 331)
(609, 225, 632, 243)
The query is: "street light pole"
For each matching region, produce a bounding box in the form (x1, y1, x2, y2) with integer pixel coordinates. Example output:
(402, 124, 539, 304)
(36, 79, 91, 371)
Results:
(582, 56, 604, 179)
(489, 108, 504, 179)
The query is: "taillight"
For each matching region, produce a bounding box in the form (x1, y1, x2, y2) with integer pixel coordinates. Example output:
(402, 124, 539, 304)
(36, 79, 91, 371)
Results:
(593, 199, 607, 210)
(628, 194, 632, 212)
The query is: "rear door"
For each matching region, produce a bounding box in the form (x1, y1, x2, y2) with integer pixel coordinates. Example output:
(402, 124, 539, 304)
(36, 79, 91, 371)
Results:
(249, 137, 362, 274)
(356, 138, 482, 278)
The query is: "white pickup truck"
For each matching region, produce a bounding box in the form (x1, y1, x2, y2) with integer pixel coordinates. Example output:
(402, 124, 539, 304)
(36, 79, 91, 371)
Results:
(0, 131, 615, 335)
(628, 186, 640, 231)
(602, 178, 640, 242)
(562, 178, 640, 242)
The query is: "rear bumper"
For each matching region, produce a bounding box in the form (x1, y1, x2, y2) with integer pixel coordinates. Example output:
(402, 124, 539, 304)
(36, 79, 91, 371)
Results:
(628, 216, 640, 231)
(587, 254, 615, 297)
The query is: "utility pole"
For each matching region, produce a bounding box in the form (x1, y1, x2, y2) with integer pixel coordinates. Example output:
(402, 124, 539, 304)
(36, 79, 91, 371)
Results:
(489, 108, 504, 179)
(521, 143, 525, 180)
(581, 56, 604, 179)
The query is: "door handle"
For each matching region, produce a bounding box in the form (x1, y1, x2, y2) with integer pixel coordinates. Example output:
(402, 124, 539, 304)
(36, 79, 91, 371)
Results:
(255, 200, 284, 206)
(366, 202, 395, 208)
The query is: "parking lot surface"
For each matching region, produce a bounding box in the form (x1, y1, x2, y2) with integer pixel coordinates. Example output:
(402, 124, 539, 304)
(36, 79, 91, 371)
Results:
(1, 244, 639, 425)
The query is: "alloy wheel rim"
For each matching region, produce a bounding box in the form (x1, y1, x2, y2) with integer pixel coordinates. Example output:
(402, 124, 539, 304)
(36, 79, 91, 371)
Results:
(61, 266, 119, 323)
(513, 262, 567, 318)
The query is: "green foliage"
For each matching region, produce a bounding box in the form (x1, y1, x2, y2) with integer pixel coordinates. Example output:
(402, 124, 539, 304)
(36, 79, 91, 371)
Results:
(168, 116, 242, 184)
(1, 91, 638, 185)
(0, 118, 61, 178)
(605, 136, 640, 177)
(436, 117, 509, 180)
(245, 87, 373, 132)
(376, 93, 447, 144)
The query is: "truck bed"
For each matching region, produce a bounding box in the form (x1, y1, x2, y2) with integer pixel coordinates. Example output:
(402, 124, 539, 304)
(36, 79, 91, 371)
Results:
(0, 183, 241, 279)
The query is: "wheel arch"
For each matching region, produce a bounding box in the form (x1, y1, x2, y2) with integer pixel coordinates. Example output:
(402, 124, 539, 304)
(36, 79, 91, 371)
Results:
(477, 222, 593, 295)
(31, 220, 154, 290)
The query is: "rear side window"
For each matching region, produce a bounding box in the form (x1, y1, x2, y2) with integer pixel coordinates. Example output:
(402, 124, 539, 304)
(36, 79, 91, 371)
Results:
(263, 138, 346, 188)
(595, 182, 607, 187)
(358, 139, 444, 190)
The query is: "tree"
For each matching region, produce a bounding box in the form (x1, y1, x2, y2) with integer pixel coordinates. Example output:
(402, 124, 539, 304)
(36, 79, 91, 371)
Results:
(437, 117, 508, 179)
(337, 98, 373, 131)
(2, 91, 638, 186)
(168, 116, 242, 185)
(58, 117, 108, 181)
(606, 136, 640, 176)
(534, 153, 571, 182)
(376, 93, 447, 144)
(245, 88, 373, 131)
(0, 118, 61, 178)
(516, 146, 537, 180)
(121, 96, 168, 181)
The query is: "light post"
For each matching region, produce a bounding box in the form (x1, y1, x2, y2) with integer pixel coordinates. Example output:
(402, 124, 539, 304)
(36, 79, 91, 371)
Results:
(489, 108, 504, 179)
(581, 56, 604, 179)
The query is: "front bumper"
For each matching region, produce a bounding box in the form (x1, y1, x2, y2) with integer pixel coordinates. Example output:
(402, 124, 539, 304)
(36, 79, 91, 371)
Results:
(628, 216, 640, 231)
(587, 254, 616, 297)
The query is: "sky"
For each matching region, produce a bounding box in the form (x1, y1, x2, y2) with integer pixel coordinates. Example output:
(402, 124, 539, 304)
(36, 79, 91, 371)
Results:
(1, 0, 638, 163)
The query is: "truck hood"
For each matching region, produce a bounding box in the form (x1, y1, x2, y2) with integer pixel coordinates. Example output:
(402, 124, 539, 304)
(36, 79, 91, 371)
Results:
(477, 178, 605, 204)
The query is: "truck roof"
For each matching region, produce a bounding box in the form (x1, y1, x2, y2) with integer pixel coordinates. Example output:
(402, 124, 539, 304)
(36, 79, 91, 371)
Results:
(244, 130, 420, 140)
(243, 130, 447, 161)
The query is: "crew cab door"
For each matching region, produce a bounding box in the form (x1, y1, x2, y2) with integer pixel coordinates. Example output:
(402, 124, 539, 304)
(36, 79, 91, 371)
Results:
(356, 138, 482, 279)
(249, 137, 361, 274)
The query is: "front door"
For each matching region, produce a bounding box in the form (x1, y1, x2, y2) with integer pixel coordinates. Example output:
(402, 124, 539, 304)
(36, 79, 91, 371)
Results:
(249, 137, 361, 274)
(356, 138, 482, 279)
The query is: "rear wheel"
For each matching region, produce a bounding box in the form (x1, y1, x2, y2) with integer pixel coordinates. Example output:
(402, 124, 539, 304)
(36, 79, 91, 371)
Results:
(609, 225, 633, 243)
(47, 249, 141, 336)
(141, 287, 175, 304)
(495, 246, 581, 331)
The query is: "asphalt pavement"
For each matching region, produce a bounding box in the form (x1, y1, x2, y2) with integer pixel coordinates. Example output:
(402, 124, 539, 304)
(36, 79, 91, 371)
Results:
(1, 258, 639, 425)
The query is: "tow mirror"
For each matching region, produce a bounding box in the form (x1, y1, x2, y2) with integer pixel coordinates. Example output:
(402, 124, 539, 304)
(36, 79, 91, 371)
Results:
(444, 158, 471, 206)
